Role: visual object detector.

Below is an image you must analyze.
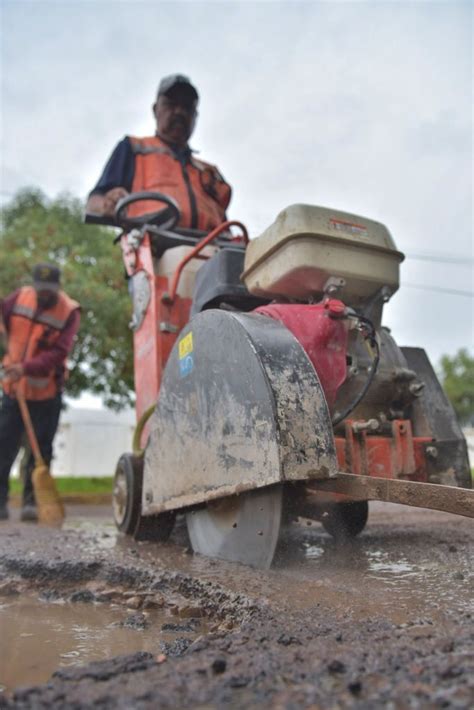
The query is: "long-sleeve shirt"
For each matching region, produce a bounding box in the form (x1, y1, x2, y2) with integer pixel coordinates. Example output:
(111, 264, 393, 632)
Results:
(1, 289, 80, 378)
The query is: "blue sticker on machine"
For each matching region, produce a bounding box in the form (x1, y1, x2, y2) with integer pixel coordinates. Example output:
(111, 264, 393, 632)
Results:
(179, 354, 194, 377)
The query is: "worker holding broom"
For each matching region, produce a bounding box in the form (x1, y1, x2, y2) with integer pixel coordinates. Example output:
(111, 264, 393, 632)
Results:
(0, 263, 80, 522)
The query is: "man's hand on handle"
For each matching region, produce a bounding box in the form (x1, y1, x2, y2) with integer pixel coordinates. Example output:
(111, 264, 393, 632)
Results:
(0, 319, 23, 383)
(86, 187, 129, 218)
(3, 363, 24, 382)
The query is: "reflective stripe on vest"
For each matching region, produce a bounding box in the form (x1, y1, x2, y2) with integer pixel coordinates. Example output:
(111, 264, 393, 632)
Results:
(11, 303, 35, 319)
(35, 312, 69, 330)
(130, 144, 173, 157)
(27, 376, 50, 389)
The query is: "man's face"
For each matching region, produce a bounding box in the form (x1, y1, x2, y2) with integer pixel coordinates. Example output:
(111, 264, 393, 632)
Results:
(35, 288, 58, 310)
(153, 90, 197, 147)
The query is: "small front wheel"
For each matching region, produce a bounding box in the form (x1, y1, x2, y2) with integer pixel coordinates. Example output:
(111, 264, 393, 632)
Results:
(112, 452, 176, 541)
(321, 501, 369, 540)
(113, 453, 143, 535)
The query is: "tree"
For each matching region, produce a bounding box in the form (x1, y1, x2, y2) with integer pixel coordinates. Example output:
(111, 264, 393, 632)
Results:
(439, 349, 474, 426)
(0, 187, 134, 409)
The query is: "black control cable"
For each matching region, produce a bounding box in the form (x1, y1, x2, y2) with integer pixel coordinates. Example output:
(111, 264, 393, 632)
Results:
(332, 314, 380, 426)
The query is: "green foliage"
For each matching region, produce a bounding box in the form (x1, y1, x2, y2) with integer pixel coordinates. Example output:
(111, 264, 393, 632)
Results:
(0, 187, 133, 409)
(10, 476, 113, 495)
(439, 349, 474, 426)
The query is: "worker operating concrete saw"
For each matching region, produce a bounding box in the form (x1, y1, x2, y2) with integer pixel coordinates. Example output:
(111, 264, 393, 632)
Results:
(86, 74, 232, 231)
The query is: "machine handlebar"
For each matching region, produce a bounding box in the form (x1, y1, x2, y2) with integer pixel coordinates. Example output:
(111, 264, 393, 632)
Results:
(85, 191, 181, 231)
(114, 191, 181, 231)
(163, 220, 249, 304)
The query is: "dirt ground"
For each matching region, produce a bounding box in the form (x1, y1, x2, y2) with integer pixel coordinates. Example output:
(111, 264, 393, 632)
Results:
(0, 502, 473, 708)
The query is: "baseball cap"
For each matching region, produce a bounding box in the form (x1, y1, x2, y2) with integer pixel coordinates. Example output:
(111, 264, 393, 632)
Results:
(33, 263, 61, 291)
(157, 74, 199, 103)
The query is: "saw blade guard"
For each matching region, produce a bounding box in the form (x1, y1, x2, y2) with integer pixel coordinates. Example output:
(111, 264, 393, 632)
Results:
(142, 309, 338, 515)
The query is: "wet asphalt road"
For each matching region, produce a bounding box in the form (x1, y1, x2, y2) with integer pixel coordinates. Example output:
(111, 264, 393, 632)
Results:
(0, 502, 473, 708)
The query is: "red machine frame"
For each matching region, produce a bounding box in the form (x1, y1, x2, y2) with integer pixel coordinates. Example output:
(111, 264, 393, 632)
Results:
(126, 221, 248, 442)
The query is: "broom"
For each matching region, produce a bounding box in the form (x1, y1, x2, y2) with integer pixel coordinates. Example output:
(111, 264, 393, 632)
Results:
(1, 312, 64, 526)
(16, 389, 65, 526)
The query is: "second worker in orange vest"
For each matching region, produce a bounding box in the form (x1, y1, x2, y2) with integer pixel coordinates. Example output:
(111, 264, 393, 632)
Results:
(0, 264, 80, 522)
(86, 74, 231, 231)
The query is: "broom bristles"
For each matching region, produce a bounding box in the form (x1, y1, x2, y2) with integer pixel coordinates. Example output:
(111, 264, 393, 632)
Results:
(32, 464, 65, 526)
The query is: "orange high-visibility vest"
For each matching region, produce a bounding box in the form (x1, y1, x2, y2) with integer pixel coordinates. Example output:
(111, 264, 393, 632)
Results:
(2, 286, 80, 400)
(128, 136, 231, 231)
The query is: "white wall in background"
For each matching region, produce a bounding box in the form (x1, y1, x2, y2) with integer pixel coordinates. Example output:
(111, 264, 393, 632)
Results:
(52, 408, 135, 477)
(12, 407, 135, 478)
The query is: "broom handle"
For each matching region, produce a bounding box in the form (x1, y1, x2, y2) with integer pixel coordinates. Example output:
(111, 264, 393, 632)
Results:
(16, 390, 45, 467)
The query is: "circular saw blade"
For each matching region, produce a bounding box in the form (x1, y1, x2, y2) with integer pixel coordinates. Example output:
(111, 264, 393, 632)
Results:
(186, 485, 283, 569)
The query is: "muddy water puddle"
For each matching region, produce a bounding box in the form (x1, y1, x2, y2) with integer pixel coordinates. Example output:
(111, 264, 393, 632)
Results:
(271, 524, 474, 626)
(65, 508, 473, 619)
(64, 506, 473, 626)
(0, 593, 205, 694)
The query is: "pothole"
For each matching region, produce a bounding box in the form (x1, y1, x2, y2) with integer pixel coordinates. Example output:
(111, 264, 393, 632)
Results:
(0, 591, 209, 694)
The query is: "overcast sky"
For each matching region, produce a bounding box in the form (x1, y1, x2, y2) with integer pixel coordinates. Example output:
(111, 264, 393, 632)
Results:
(1, 0, 473, 376)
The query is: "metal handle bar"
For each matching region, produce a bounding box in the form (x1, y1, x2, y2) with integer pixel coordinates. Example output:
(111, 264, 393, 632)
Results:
(162, 220, 249, 304)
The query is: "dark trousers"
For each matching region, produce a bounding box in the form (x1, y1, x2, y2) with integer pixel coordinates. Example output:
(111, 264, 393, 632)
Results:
(0, 392, 62, 507)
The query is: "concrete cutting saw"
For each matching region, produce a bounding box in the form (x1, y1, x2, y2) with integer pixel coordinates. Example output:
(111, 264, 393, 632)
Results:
(87, 195, 473, 568)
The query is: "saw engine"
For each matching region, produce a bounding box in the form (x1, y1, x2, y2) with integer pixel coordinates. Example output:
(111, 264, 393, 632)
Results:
(242, 204, 470, 492)
(96, 196, 472, 569)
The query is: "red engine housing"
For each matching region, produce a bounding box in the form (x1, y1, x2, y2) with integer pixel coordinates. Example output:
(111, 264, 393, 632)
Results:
(254, 300, 349, 411)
